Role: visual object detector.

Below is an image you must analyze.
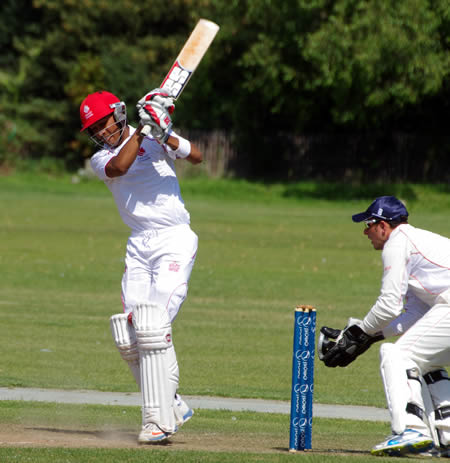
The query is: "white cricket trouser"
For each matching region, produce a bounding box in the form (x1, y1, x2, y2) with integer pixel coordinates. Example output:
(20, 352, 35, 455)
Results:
(389, 291, 450, 443)
(121, 224, 198, 322)
(395, 294, 450, 374)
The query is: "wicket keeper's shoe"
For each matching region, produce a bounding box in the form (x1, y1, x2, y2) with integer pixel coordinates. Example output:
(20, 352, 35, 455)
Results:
(422, 445, 450, 458)
(438, 445, 450, 458)
(175, 393, 194, 427)
(371, 428, 434, 456)
(138, 423, 176, 444)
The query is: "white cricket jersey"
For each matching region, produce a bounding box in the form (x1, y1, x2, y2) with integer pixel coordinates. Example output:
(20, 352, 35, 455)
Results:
(363, 224, 450, 335)
(90, 126, 190, 233)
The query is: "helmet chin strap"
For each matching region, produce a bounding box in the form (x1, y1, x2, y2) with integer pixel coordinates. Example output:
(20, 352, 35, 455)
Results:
(111, 121, 127, 146)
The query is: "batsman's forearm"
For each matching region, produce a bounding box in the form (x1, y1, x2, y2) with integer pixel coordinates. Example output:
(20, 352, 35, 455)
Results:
(165, 134, 180, 151)
(166, 133, 203, 164)
(186, 143, 202, 164)
(105, 127, 145, 177)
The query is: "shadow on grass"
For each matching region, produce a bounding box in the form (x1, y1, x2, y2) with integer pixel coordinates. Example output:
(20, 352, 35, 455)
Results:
(275, 447, 369, 455)
(28, 426, 137, 442)
(282, 182, 420, 202)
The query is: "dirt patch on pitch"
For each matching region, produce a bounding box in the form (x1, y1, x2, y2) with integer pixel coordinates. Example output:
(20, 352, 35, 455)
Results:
(0, 423, 289, 454)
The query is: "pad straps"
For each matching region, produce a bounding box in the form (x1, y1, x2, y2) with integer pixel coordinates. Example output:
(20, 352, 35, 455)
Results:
(435, 406, 450, 421)
(423, 369, 449, 385)
(406, 402, 424, 421)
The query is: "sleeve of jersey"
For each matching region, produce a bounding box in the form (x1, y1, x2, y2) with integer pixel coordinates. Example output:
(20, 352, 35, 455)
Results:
(381, 290, 430, 338)
(362, 234, 410, 335)
(90, 150, 116, 181)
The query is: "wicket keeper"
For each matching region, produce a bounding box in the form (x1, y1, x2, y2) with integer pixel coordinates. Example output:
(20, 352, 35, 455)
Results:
(318, 196, 450, 457)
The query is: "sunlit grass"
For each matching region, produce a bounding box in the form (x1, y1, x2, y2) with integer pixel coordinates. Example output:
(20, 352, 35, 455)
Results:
(1, 174, 449, 407)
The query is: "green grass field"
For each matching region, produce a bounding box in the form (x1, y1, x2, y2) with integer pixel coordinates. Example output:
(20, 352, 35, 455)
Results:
(1, 173, 449, 461)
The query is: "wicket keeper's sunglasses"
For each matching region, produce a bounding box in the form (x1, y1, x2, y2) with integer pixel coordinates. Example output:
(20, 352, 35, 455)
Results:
(364, 218, 380, 229)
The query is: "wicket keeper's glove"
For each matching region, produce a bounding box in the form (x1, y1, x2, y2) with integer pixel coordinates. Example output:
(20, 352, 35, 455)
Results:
(318, 318, 384, 368)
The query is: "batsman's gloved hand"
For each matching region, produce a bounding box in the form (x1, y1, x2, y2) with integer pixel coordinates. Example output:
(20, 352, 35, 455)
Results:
(137, 88, 175, 114)
(318, 318, 384, 368)
(136, 88, 175, 143)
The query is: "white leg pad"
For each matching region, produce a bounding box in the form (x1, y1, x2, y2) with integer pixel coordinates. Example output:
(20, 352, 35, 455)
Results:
(133, 303, 178, 433)
(424, 369, 450, 446)
(110, 313, 140, 387)
(422, 376, 441, 446)
(380, 343, 429, 435)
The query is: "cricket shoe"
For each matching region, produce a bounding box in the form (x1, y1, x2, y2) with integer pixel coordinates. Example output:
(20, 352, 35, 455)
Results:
(138, 423, 176, 444)
(436, 445, 450, 458)
(175, 393, 194, 427)
(371, 428, 434, 457)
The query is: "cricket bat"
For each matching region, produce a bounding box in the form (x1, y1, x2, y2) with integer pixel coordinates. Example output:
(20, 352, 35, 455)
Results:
(161, 19, 220, 100)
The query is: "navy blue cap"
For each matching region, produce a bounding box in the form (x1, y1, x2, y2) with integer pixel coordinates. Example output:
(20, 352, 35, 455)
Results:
(352, 196, 409, 223)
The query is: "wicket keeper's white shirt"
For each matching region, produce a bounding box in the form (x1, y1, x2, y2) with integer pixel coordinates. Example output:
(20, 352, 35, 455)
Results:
(90, 126, 190, 233)
(362, 224, 450, 336)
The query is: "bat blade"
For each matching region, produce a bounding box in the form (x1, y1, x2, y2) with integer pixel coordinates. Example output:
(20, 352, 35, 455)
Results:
(161, 19, 220, 100)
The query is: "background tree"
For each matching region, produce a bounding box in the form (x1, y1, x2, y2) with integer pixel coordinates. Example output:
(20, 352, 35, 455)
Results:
(0, 0, 448, 180)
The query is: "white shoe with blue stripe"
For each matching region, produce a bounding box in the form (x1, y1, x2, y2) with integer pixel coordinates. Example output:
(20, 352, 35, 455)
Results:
(371, 428, 434, 456)
(175, 393, 194, 427)
(138, 422, 175, 444)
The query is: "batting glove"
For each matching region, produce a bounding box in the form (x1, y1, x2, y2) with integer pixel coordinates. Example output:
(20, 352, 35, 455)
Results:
(137, 88, 175, 114)
(137, 88, 175, 143)
(138, 103, 172, 143)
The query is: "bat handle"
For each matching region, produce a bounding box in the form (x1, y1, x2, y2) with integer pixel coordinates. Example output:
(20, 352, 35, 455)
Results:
(140, 125, 151, 136)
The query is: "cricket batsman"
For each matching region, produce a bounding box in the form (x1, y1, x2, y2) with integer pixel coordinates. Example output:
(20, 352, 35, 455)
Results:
(318, 196, 450, 457)
(79, 89, 202, 443)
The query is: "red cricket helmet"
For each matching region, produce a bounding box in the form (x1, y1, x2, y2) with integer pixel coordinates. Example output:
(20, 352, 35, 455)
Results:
(79, 91, 126, 132)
